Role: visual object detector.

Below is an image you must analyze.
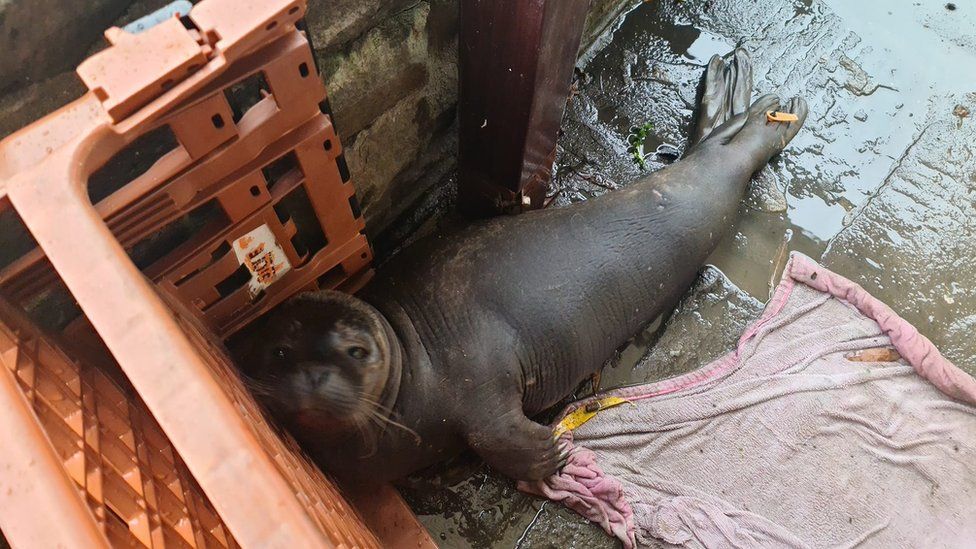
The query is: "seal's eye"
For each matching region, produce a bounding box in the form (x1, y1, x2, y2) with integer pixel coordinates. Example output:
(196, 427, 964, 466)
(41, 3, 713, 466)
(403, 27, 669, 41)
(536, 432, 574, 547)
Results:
(347, 346, 369, 360)
(273, 346, 290, 360)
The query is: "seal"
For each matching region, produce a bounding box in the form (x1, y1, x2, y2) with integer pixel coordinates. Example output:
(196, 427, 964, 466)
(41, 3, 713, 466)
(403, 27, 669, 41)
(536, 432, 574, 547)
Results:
(231, 49, 808, 484)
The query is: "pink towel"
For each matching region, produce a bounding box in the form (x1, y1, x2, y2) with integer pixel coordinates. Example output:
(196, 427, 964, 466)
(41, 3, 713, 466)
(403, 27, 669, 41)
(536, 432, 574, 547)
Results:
(521, 253, 976, 548)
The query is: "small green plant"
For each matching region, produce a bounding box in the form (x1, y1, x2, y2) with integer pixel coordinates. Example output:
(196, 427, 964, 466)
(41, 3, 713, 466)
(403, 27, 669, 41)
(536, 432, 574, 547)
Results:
(627, 122, 654, 170)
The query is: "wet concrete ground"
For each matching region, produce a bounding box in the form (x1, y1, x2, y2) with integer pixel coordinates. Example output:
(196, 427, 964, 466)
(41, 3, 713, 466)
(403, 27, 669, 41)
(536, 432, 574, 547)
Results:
(403, 0, 976, 546)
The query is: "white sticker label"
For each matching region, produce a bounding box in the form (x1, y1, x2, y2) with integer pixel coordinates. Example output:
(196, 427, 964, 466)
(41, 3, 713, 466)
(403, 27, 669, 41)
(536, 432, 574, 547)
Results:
(232, 224, 292, 296)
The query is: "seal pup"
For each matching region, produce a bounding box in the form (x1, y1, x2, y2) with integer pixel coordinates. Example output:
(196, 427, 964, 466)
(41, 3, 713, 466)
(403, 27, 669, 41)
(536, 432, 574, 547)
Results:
(231, 49, 808, 483)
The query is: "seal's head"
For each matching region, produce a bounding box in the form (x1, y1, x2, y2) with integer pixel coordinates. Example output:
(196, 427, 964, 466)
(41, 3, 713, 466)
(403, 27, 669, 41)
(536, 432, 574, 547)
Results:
(230, 291, 397, 432)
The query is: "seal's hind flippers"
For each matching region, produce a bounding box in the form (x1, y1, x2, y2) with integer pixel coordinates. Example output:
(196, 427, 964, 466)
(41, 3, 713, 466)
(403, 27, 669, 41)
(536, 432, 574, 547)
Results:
(690, 48, 754, 148)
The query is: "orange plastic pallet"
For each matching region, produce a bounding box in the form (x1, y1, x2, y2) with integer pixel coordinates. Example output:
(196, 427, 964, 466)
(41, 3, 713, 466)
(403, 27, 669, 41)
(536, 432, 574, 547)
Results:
(0, 9, 371, 338)
(0, 0, 433, 547)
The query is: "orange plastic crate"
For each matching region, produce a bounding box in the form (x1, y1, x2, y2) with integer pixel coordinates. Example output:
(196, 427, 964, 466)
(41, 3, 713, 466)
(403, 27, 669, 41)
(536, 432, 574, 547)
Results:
(0, 298, 240, 548)
(0, 4, 371, 338)
(0, 0, 433, 546)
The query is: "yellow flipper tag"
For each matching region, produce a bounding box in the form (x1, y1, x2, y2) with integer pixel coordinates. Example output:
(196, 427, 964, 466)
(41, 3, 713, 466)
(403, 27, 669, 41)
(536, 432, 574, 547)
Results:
(554, 396, 631, 438)
(766, 111, 799, 123)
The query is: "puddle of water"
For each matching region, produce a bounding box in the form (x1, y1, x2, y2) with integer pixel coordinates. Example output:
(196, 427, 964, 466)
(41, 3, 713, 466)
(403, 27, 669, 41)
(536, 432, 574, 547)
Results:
(707, 206, 826, 299)
(684, 28, 734, 63)
(820, 0, 976, 97)
(664, 24, 734, 63)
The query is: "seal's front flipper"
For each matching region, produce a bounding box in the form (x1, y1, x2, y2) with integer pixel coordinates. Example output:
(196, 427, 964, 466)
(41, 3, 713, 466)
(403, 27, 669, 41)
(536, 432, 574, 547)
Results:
(465, 408, 567, 481)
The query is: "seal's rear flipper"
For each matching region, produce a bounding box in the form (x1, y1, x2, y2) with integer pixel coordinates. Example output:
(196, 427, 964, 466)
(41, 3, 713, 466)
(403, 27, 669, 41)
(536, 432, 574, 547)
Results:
(723, 95, 808, 163)
(690, 48, 753, 149)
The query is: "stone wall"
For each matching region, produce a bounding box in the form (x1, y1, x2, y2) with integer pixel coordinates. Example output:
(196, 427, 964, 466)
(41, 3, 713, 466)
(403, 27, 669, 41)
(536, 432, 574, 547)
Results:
(0, 0, 633, 241)
(315, 0, 460, 235)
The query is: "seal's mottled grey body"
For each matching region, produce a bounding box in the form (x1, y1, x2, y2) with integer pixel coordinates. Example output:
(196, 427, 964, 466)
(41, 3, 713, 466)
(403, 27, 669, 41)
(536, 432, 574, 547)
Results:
(234, 49, 808, 484)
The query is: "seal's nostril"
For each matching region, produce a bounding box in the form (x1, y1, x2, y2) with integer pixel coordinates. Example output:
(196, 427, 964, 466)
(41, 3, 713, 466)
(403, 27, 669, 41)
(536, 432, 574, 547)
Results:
(309, 369, 330, 386)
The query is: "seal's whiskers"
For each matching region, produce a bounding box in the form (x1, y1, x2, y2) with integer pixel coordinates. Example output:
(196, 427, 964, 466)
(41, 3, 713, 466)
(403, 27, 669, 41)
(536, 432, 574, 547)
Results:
(357, 392, 422, 445)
